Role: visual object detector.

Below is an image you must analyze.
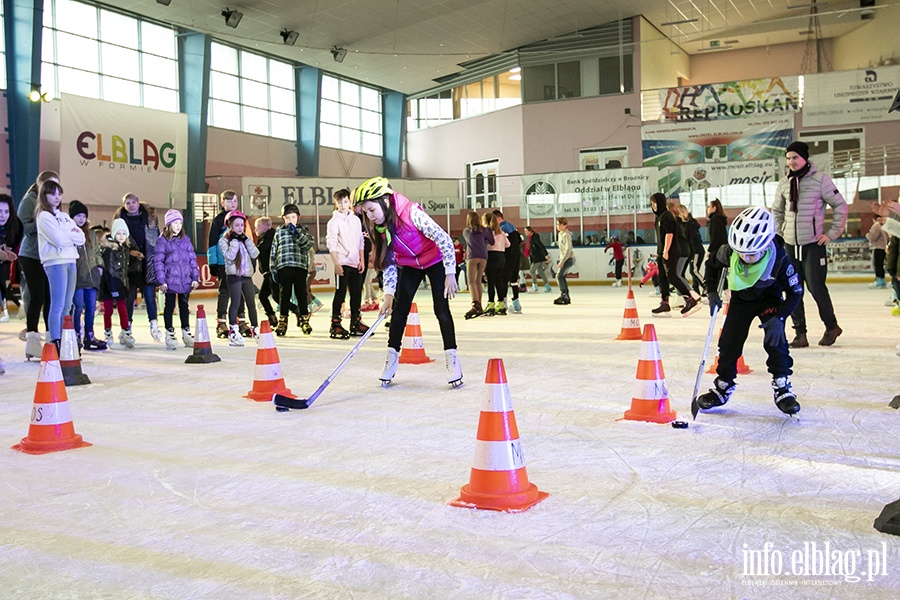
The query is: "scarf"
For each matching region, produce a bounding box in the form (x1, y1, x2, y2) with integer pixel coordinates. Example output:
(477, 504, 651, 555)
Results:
(375, 224, 392, 247)
(787, 162, 810, 213)
(728, 241, 776, 291)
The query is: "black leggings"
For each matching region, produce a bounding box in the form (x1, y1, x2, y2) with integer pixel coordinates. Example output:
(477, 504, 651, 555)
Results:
(387, 261, 456, 352)
(485, 251, 506, 303)
(278, 267, 308, 317)
(19, 255, 49, 332)
(164, 291, 191, 331)
(259, 273, 277, 316)
(659, 252, 691, 301)
(331, 267, 363, 318)
(227, 275, 258, 326)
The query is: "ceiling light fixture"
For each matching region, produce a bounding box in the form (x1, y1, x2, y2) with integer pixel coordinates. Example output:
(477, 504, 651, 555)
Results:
(331, 46, 347, 63)
(222, 8, 243, 29)
(660, 18, 699, 27)
(509, 74, 521, 81)
(281, 29, 299, 46)
(510, 66, 521, 73)
(28, 85, 50, 103)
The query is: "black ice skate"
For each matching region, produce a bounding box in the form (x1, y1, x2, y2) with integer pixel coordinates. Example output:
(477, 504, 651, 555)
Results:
(216, 319, 229, 339)
(680, 295, 702, 317)
(651, 301, 671, 318)
(464, 301, 483, 320)
(772, 376, 800, 416)
(692, 377, 735, 419)
(349, 315, 369, 336)
(330, 317, 350, 339)
(299, 315, 313, 335)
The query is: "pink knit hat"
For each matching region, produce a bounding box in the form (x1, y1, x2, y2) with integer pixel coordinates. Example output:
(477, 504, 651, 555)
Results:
(164, 209, 183, 228)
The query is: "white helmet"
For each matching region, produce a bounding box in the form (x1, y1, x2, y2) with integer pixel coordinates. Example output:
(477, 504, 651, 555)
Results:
(729, 206, 775, 254)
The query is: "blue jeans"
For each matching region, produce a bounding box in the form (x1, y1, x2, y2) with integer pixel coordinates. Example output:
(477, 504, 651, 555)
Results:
(127, 283, 158, 324)
(45, 262, 77, 342)
(72, 287, 98, 336)
(557, 257, 575, 294)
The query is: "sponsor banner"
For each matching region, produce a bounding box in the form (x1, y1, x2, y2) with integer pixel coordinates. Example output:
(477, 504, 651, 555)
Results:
(60, 93, 188, 208)
(659, 77, 800, 122)
(641, 115, 794, 167)
(242, 177, 460, 216)
(803, 67, 900, 127)
(658, 159, 780, 198)
(521, 168, 658, 218)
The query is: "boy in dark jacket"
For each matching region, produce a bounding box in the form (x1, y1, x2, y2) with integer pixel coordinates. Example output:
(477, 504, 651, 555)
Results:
(696, 207, 805, 417)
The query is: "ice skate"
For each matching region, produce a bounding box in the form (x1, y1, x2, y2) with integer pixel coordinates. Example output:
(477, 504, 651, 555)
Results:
(495, 301, 508, 316)
(695, 378, 735, 411)
(149, 320, 164, 343)
(228, 324, 245, 347)
(380, 347, 400, 386)
(308, 297, 323, 314)
(330, 317, 350, 340)
(0, 307, 8, 323)
(349, 315, 369, 336)
(464, 301, 483, 320)
(612, 279, 622, 288)
(511, 298, 522, 314)
(680, 295, 701, 317)
(553, 292, 570, 305)
(119, 329, 135, 349)
(544, 283, 552, 293)
(216, 319, 229, 339)
(181, 328, 194, 348)
(165, 328, 178, 351)
(24, 332, 42, 361)
(772, 377, 800, 416)
(275, 315, 288, 337)
(531, 284, 538, 293)
(266, 312, 278, 328)
(83, 331, 107, 351)
(651, 301, 671, 317)
(299, 315, 312, 335)
(483, 301, 496, 317)
(445, 348, 463, 388)
(239, 319, 253, 338)
(104, 328, 114, 346)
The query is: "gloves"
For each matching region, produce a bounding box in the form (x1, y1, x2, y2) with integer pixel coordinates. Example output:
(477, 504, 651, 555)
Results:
(759, 317, 786, 346)
(708, 292, 722, 316)
(232, 233, 247, 242)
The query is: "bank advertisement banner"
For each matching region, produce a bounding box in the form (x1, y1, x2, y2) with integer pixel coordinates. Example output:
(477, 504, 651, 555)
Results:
(641, 115, 794, 167)
(658, 77, 799, 122)
(241, 177, 460, 217)
(60, 93, 188, 208)
(803, 67, 900, 127)
(658, 159, 780, 197)
(521, 168, 658, 218)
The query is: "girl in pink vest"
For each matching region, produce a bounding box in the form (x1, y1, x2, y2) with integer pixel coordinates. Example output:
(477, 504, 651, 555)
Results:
(353, 176, 462, 388)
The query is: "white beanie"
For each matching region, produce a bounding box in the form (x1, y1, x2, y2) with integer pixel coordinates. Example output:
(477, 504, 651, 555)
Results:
(111, 218, 129, 239)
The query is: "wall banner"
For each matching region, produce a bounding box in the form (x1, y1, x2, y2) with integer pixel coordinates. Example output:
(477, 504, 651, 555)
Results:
(803, 67, 900, 127)
(641, 115, 794, 167)
(521, 168, 658, 218)
(60, 93, 188, 208)
(658, 77, 800, 122)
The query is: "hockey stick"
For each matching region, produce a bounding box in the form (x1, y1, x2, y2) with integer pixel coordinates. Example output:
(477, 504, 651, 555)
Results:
(274, 312, 386, 410)
(690, 269, 727, 420)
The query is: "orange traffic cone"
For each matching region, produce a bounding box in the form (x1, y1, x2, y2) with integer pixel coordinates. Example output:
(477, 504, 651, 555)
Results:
(615, 288, 642, 340)
(60, 315, 91, 386)
(12, 344, 92, 454)
(450, 358, 549, 512)
(186, 305, 221, 364)
(399, 303, 433, 364)
(707, 301, 752, 374)
(622, 324, 677, 424)
(244, 321, 295, 401)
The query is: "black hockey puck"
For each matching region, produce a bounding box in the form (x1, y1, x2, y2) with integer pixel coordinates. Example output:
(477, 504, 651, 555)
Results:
(275, 406, 290, 412)
(671, 420, 689, 429)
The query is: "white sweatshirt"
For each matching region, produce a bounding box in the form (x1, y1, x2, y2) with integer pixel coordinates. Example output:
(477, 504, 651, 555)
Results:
(37, 209, 85, 267)
(325, 210, 364, 268)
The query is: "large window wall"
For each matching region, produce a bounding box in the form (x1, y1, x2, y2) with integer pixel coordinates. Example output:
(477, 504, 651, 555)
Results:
(319, 75, 383, 155)
(208, 42, 296, 141)
(40, 0, 178, 111)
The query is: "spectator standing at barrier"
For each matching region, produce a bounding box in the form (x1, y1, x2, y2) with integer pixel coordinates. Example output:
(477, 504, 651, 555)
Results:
(772, 141, 848, 347)
(867, 215, 889, 289)
(604, 236, 625, 287)
(524, 226, 552, 293)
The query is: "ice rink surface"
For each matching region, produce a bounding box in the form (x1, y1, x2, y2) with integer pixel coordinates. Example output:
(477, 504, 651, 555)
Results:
(1, 283, 899, 599)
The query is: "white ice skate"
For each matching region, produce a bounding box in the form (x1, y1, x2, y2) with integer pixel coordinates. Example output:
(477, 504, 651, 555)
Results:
(25, 332, 42, 361)
(149, 319, 164, 342)
(165, 329, 178, 351)
(119, 329, 136, 349)
(445, 349, 463, 388)
(380, 348, 399, 386)
(181, 328, 194, 348)
(228, 324, 245, 347)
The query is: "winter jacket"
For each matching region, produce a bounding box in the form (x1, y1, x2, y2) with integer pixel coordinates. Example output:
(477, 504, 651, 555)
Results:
(206, 210, 228, 270)
(155, 233, 200, 295)
(463, 226, 493, 261)
(706, 212, 728, 257)
(100, 238, 131, 299)
(256, 228, 276, 274)
(74, 235, 103, 290)
(326, 210, 364, 268)
(16, 189, 40, 260)
(687, 216, 705, 256)
(653, 206, 679, 258)
(271, 223, 314, 273)
(527, 232, 549, 264)
(866, 221, 889, 250)
(674, 216, 691, 256)
(605, 240, 624, 261)
(772, 161, 848, 246)
(391, 193, 444, 270)
(37, 210, 85, 266)
(219, 233, 260, 277)
(486, 230, 510, 253)
(557, 229, 574, 264)
(112, 204, 158, 285)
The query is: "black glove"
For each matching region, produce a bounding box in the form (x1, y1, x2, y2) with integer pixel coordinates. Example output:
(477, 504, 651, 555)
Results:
(759, 317, 786, 346)
(708, 292, 722, 316)
(233, 233, 248, 242)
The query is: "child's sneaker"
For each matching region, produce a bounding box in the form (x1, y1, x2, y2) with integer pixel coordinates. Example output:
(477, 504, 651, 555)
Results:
(119, 329, 135, 349)
(165, 328, 178, 351)
(181, 328, 194, 348)
(228, 324, 245, 346)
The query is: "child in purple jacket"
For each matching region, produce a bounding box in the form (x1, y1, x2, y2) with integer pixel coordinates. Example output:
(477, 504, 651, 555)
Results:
(154, 209, 200, 350)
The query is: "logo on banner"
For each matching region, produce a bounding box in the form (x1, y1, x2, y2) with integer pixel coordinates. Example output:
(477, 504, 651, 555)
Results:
(524, 180, 556, 216)
(75, 132, 177, 172)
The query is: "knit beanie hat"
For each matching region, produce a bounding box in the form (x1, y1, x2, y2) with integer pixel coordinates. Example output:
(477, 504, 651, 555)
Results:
(68, 200, 88, 219)
(111, 218, 129, 239)
(785, 141, 809, 161)
(164, 209, 183, 228)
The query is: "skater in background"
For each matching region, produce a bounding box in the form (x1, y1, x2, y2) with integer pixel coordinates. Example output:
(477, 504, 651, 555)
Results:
(462, 210, 493, 319)
(697, 206, 804, 416)
(101, 219, 136, 348)
(706, 199, 728, 266)
(524, 226, 551, 293)
(255, 217, 279, 327)
(69, 201, 105, 351)
(207, 190, 248, 339)
(649, 193, 696, 316)
(154, 209, 199, 350)
(218, 210, 259, 346)
(270, 203, 314, 337)
(673, 203, 698, 303)
(36, 180, 84, 353)
(493, 210, 522, 313)
(0, 193, 23, 323)
(482, 212, 509, 316)
(684, 207, 706, 296)
(866, 214, 889, 289)
(604, 235, 625, 287)
(352, 176, 462, 388)
(18, 171, 57, 359)
(326, 188, 368, 339)
(453, 236, 466, 292)
(554, 217, 575, 305)
(362, 229, 379, 311)
(772, 140, 848, 348)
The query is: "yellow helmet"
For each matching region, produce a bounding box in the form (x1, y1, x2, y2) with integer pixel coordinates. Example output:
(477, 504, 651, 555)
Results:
(352, 177, 392, 206)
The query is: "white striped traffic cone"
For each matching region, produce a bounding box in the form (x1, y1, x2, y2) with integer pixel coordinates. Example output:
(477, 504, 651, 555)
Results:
(244, 321, 295, 401)
(60, 315, 91, 385)
(622, 324, 677, 423)
(399, 302, 433, 364)
(185, 305, 221, 364)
